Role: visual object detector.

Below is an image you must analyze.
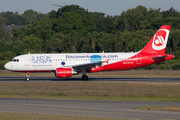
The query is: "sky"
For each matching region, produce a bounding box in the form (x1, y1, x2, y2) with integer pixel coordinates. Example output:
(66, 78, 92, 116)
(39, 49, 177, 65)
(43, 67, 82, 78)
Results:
(1, 0, 180, 16)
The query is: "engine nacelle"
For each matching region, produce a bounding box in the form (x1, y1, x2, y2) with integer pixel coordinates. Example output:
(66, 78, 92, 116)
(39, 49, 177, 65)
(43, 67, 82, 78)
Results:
(55, 68, 78, 78)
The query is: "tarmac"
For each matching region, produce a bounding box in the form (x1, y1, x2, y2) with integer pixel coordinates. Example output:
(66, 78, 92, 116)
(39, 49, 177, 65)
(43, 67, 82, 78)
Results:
(0, 76, 180, 119)
(0, 98, 179, 119)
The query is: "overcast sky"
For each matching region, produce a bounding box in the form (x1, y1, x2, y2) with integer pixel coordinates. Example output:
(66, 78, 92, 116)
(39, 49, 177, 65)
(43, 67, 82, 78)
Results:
(1, 0, 180, 16)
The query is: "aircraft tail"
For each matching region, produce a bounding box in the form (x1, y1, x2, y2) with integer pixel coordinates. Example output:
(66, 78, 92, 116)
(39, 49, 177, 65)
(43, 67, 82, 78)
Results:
(140, 25, 171, 54)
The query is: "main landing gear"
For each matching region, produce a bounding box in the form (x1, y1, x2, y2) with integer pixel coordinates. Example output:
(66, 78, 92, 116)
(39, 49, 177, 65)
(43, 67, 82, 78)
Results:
(82, 74, 88, 80)
(25, 72, 30, 81)
(81, 69, 89, 80)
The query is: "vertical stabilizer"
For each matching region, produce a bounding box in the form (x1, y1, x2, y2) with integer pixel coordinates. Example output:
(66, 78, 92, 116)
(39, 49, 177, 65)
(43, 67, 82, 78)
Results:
(140, 25, 171, 54)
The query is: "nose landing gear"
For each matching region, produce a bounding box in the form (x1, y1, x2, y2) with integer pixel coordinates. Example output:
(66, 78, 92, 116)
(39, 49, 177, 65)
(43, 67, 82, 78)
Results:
(26, 72, 30, 81)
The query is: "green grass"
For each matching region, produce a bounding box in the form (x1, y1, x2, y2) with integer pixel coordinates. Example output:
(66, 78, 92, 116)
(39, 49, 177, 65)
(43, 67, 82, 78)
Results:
(0, 81, 180, 102)
(134, 106, 180, 112)
(1, 70, 180, 101)
(0, 112, 118, 120)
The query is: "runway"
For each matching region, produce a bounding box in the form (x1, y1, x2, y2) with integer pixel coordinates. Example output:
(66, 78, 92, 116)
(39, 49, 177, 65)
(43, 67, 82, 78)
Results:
(0, 76, 180, 119)
(0, 98, 179, 119)
(0, 76, 180, 83)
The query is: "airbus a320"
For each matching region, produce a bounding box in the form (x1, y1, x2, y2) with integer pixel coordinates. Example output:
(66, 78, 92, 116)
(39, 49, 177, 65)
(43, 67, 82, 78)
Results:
(4, 25, 174, 80)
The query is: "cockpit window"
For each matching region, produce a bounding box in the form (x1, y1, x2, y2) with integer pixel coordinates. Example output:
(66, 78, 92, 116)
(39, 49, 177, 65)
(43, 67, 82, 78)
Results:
(11, 59, 19, 62)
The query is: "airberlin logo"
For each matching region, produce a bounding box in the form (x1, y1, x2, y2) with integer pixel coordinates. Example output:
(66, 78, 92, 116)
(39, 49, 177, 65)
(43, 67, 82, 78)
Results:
(155, 36, 165, 46)
(152, 29, 169, 50)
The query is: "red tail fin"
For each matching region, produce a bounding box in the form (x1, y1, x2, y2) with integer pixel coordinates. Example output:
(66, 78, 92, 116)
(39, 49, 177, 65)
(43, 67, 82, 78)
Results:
(140, 25, 171, 54)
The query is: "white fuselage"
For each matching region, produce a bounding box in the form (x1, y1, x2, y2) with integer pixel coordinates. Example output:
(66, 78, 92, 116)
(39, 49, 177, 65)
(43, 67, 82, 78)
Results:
(5, 52, 138, 72)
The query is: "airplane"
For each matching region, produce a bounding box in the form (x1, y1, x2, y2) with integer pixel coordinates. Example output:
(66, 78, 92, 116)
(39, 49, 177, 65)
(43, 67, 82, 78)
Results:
(4, 25, 174, 81)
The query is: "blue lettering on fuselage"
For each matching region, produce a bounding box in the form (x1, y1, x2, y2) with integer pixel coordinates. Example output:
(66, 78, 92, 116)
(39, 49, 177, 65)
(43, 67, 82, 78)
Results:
(31, 56, 52, 64)
(66, 55, 118, 59)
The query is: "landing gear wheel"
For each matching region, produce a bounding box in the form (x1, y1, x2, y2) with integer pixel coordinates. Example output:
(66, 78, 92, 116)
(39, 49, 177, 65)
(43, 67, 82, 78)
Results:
(26, 77, 29, 81)
(82, 75, 88, 80)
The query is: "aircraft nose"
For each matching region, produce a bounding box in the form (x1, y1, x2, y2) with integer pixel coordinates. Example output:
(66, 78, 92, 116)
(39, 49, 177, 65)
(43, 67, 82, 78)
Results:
(4, 62, 11, 70)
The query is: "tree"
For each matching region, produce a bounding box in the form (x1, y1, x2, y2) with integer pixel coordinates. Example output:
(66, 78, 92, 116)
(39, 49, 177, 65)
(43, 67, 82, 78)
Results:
(17, 34, 42, 54)
(22, 9, 38, 24)
(162, 7, 180, 18)
(53, 11, 86, 36)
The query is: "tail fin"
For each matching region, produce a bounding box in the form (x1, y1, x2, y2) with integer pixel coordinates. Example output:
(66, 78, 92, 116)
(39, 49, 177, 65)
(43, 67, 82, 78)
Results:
(140, 25, 171, 54)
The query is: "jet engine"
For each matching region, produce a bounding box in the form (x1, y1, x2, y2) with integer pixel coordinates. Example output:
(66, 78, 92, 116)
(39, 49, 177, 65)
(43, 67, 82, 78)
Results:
(55, 68, 78, 78)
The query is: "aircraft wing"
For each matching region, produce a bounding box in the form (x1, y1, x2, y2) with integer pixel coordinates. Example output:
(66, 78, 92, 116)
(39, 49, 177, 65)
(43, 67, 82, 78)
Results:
(71, 61, 104, 71)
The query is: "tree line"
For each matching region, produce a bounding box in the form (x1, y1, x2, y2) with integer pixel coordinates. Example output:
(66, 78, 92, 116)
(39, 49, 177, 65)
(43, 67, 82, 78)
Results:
(0, 5, 180, 70)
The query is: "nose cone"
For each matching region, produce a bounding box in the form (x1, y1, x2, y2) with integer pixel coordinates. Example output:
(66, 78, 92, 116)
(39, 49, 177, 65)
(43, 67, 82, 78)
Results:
(4, 62, 11, 70)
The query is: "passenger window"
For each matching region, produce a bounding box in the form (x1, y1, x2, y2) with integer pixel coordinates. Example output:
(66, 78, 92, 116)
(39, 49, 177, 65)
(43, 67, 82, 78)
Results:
(17, 59, 19, 62)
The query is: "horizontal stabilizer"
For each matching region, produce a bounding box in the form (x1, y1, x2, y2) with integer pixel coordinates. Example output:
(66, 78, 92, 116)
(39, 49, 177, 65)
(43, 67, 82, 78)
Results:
(152, 55, 172, 59)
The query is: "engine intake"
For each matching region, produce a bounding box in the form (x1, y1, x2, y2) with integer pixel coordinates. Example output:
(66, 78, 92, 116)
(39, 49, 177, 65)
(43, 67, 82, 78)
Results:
(55, 68, 78, 78)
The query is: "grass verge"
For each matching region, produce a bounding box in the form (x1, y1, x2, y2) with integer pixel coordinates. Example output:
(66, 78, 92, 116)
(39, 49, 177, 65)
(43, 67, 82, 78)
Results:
(134, 106, 180, 112)
(0, 81, 180, 101)
(0, 112, 117, 120)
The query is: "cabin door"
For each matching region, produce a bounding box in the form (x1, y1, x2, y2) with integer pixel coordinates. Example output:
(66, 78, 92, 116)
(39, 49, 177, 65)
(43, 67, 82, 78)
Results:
(25, 55, 30, 66)
(136, 54, 142, 64)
